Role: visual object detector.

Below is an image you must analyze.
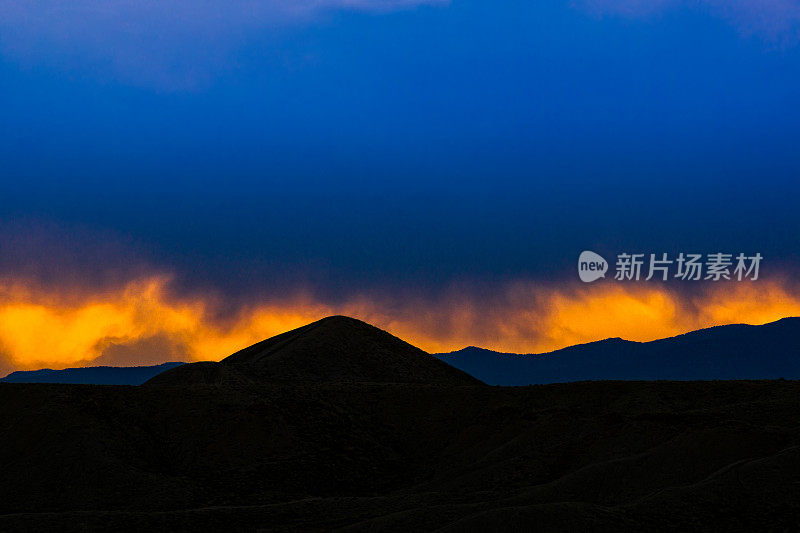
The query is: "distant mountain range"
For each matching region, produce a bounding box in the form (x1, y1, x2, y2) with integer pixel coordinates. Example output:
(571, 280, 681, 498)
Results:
(0, 362, 184, 385)
(3, 317, 800, 386)
(434, 317, 800, 385)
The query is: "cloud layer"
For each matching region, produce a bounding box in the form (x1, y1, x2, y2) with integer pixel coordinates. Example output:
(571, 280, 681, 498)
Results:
(4, 0, 797, 90)
(0, 0, 445, 89)
(577, 0, 800, 45)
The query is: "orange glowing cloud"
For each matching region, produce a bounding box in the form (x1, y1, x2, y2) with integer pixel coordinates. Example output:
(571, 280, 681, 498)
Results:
(0, 277, 332, 371)
(336, 280, 800, 354)
(0, 274, 799, 373)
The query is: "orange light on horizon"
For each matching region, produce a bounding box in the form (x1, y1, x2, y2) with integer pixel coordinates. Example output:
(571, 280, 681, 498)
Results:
(0, 275, 798, 372)
(0, 277, 333, 370)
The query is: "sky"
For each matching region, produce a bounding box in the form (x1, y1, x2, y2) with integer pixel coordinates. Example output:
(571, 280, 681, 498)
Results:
(0, 0, 800, 372)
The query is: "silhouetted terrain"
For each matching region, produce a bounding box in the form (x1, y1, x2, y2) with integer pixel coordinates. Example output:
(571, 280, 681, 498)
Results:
(149, 315, 481, 386)
(1, 380, 799, 531)
(1, 316, 799, 531)
(435, 317, 800, 385)
(0, 362, 184, 385)
(10, 318, 799, 387)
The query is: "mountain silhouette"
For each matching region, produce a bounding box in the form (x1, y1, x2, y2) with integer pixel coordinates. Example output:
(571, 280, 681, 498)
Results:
(435, 317, 800, 385)
(148, 315, 482, 385)
(0, 362, 184, 385)
(9, 318, 800, 387)
(3, 317, 800, 529)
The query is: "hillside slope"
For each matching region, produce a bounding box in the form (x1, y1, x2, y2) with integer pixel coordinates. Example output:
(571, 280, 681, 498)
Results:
(148, 315, 482, 385)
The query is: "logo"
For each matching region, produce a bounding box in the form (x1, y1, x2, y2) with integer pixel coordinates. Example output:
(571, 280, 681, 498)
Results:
(578, 251, 608, 282)
(577, 251, 762, 282)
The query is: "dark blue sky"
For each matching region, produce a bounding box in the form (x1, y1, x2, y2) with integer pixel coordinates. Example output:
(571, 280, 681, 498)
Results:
(1, 0, 799, 301)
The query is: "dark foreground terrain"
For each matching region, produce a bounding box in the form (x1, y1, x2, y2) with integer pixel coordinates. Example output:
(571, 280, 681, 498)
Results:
(1, 379, 799, 531)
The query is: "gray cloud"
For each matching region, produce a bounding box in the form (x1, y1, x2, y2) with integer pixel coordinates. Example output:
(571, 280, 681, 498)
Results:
(94, 334, 190, 367)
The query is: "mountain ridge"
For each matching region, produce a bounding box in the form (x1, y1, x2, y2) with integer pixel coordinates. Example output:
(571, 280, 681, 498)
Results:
(0, 362, 185, 385)
(435, 317, 800, 385)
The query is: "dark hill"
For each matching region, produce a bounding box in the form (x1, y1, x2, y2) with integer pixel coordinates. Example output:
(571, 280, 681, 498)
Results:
(435, 317, 800, 385)
(148, 315, 482, 386)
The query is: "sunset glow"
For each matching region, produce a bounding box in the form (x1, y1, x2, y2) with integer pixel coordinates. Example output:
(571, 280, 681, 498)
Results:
(0, 275, 798, 372)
